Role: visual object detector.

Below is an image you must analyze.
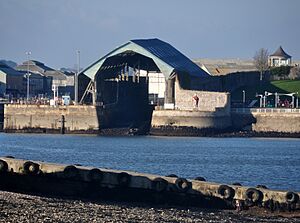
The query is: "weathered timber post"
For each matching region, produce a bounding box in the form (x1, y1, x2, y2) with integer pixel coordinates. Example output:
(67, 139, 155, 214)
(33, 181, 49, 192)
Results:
(60, 115, 65, 134)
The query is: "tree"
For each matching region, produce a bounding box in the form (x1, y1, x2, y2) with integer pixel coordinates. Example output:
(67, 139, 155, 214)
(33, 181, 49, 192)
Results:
(253, 48, 269, 82)
(289, 67, 300, 80)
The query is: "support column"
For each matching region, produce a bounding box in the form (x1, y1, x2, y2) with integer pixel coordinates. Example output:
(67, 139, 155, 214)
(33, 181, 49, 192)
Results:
(259, 97, 262, 108)
(92, 81, 97, 106)
(165, 78, 175, 104)
(146, 70, 149, 83)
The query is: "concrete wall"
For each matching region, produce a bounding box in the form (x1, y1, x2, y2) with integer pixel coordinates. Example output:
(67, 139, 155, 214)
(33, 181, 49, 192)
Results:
(4, 104, 99, 132)
(231, 110, 300, 133)
(175, 78, 230, 113)
(1, 157, 299, 210)
(252, 113, 300, 133)
(152, 110, 231, 130)
(4, 103, 232, 134)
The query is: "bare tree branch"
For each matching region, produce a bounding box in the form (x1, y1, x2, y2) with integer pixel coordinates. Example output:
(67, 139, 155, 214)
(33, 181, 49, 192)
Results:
(253, 48, 269, 81)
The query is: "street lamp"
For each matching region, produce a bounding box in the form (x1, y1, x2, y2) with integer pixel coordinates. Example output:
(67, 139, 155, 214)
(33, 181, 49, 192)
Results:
(256, 94, 263, 107)
(242, 90, 245, 107)
(74, 50, 80, 104)
(25, 51, 31, 102)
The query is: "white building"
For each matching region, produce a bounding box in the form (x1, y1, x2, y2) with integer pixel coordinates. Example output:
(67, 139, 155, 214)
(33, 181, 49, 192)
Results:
(269, 46, 292, 67)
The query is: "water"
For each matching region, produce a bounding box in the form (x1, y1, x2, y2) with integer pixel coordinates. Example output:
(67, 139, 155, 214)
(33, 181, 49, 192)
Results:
(0, 133, 299, 191)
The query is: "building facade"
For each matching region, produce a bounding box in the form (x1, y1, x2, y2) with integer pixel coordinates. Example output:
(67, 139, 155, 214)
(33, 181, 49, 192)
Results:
(0, 62, 24, 98)
(16, 60, 74, 98)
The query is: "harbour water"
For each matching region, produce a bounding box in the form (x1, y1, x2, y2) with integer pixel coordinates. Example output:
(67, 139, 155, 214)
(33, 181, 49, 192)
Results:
(0, 133, 299, 192)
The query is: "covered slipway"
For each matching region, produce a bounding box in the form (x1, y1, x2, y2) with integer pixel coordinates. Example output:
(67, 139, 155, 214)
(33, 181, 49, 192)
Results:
(78, 38, 209, 131)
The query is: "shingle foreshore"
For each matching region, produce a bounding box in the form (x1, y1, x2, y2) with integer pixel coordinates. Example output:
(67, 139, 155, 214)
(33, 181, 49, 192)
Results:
(0, 191, 299, 223)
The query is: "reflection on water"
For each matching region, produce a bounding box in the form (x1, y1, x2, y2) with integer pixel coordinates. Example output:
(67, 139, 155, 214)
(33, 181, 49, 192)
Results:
(0, 133, 299, 191)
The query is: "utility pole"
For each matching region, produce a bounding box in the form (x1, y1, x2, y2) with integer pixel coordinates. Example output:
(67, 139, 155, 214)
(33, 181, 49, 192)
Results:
(75, 50, 80, 104)
(25, 51, 31, 102)
(242, 90, 245, 107)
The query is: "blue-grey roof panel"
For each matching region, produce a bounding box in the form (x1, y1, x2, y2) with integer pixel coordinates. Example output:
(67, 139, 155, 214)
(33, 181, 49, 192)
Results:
(0, 63, 23, 76)
(131, 38, 209, 77)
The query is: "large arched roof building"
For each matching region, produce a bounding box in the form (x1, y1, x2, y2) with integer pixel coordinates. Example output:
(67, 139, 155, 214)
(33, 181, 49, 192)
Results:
(78, 38, 210, 105)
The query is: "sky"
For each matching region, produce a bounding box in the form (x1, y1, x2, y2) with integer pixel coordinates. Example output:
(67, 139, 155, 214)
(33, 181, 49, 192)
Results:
(0, 0, 299, 70)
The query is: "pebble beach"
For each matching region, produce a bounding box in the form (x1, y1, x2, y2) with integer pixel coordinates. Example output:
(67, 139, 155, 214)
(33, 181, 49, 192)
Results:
(0, 191, 299, 223)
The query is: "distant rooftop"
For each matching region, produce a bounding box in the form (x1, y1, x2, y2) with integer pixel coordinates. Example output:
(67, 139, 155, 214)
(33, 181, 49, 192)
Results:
(18, 60, 55, 72)
(193, 58, 256, 75)
(0, 62, 23, 76)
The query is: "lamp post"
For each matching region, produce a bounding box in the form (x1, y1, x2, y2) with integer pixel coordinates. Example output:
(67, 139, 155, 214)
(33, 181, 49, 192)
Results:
(75, 50, 80, 104)
(242, 90, 245, 107)
(25, 51, 31, 102)
(256, 94, 263, 108)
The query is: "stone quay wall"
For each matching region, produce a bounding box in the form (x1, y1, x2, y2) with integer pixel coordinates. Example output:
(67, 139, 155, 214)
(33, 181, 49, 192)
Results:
(4, 104, 99, 133)
(232, 109, 300, 133)
(4, 104, 231, 133)
(252, 113, 300, 133)
(152, 110, 231, 130)
(4, 105, 300, 135)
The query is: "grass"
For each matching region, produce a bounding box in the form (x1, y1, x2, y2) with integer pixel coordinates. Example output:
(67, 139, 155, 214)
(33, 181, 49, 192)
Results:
(271, 80, 300, 93)
(231, 80, 300, 101)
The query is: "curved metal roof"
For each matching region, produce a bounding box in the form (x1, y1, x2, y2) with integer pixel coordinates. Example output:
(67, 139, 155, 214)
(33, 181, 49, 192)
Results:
(81, 38, 209, 80)
(270, 46, 291, 59)
(0, 63, 23, 76)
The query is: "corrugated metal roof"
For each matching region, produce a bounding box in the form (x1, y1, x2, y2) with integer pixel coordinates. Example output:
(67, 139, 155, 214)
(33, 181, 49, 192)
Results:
(81, 38, 209, 80)
(16, 60, 55, 74)
(0, 63, 23, 76)
(131, 39, 208, 77)
(30, 60, 55, 71)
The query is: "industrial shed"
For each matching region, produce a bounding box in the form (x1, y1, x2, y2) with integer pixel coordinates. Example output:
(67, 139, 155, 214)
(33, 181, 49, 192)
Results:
(78, 38, 214, 131)
(79, 38, 209, 106)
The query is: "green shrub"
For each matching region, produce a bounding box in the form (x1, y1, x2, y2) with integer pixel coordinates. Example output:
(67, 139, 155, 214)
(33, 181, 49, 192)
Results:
(270, 66, 291, 77)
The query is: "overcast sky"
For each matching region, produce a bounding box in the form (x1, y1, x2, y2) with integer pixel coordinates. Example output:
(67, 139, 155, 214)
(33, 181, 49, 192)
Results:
(0, 0, 299, 69)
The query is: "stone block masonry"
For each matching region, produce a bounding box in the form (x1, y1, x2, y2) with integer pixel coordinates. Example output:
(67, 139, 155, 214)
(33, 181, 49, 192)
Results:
(152, 110, 231, 130)
(4, 104, 99, 133)
(252, 113, 300, 133)
(174, 78, 230, 114)
(231, 109, 300, 133)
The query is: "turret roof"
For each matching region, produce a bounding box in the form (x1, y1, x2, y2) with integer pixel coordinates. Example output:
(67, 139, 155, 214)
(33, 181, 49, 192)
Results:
(270, 46, 291, 58)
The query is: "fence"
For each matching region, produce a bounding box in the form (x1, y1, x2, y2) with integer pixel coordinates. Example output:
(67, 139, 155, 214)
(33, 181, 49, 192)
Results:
(231, 108, 300, 114)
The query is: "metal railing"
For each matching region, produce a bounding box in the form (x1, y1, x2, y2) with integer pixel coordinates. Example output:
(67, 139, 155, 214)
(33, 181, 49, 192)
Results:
(231, 108, 300, 114)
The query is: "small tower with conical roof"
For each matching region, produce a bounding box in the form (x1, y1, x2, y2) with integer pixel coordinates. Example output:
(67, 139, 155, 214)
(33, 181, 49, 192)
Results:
(269, 46, 292, 67)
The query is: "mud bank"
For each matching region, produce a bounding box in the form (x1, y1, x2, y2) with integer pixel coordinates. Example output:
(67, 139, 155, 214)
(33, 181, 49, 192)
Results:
(150, 126, 300, 138)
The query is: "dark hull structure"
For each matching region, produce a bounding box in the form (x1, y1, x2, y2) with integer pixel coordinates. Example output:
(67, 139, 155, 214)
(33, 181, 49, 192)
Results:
(97, 104, 154, 135)
(94, 76, 153, 135)
(0, 103, 4, 131)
